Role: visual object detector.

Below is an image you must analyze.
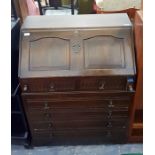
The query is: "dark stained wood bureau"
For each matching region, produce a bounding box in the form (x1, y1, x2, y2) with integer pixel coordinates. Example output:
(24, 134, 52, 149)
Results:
(19, 14, 136, 146)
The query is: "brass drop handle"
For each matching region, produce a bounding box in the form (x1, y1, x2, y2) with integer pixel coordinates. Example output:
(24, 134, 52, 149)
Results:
(107, 110, 112, 119)
(49, 83, 55, 91)
(44, 102, 50, 110)
(48, 123, 53, 128)
(107, 122, 112, 128)
(23, 85, 28, 92)
(99, 81, 105, 90)
(44, 113, 51, 118)
(108, 100, 114, 108)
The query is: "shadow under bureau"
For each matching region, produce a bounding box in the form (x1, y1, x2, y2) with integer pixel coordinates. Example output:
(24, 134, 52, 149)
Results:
(19, 14, 136, 146)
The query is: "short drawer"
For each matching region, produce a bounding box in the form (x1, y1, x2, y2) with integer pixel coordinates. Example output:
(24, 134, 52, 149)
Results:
(20, 78, 76, 93)
(79, 77, 127, 91)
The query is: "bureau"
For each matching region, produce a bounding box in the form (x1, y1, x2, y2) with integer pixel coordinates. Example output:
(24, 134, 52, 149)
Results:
(19, 14, 136, 146)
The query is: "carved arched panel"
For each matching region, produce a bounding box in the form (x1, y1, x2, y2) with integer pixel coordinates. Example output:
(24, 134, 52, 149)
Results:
(84, 36, 125, 69)
(29, 37, 70, 71)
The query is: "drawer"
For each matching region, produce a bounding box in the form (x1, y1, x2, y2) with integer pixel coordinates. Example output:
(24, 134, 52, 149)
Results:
(31, 119, 128, 131)
(32, 128, 127, 138)
(31, 125, 127, 145)
(26, 99, 130, 110)
(20, 78, 76, 92)
(53, 129, 127, 138)
(32, 129, 127, 145)
(28, 108, 129, 122)
(79, 77, 127, 91)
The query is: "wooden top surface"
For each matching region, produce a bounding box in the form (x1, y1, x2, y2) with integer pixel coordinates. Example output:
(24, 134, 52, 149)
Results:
(21, 14, 132, 30)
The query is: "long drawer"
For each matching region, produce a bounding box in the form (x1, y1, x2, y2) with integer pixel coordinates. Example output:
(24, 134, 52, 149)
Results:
(33, 128, 127, 136)
(31, 119, 128, 131)
(28, 109, 129, 121)
(32, 127, 127, 138)
(31, 128, 127, 145)
(20, 76, 130, 93)
(26, 99, 130, 110)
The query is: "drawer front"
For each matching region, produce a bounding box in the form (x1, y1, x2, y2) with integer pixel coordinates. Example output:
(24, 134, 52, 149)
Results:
(28, 108, 129, 122)
(32, 129, 127, 146)
(26, 99, 130, 110)
(31, 119, 128, 131)
(32, 131, 127, 146)
(32, 128, 127, 137)
(79, 77, 127, 91)
(20, 78, 76, 92)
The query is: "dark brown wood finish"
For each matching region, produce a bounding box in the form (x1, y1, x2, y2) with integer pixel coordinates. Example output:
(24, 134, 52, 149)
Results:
(22, 91, 132, 145)
(20, 76, 131, 93)
(19, 14, 136, 146)
(19, 14, 136, 78)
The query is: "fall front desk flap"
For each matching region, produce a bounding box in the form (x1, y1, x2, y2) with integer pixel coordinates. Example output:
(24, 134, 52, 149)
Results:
(19, 14, 136, 78)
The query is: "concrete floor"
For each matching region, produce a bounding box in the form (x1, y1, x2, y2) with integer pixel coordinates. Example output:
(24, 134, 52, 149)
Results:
(12, 144, 143, 155)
